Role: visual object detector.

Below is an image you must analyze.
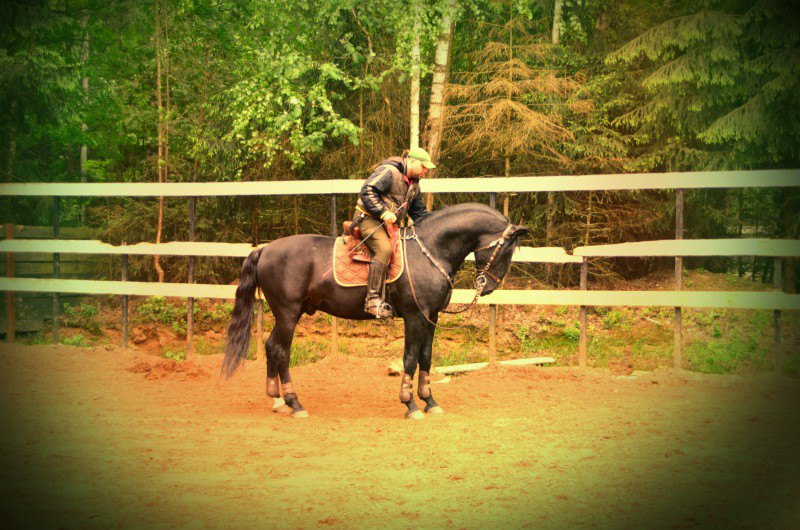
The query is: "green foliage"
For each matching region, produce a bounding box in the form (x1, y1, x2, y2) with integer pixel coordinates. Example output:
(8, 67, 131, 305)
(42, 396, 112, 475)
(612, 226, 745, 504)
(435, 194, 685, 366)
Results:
(201, 302, 232, 326)
(290, 340, 325, 367)
(514, 324, 539, 354)
(61, 334, 89, 347)
(164, 348, 187, 362)
(602, 309, 631, 331)
(135, 297, 186, 337)
(562, 324, 580, 341)
(434, 337, 484, 367)
(685, 337, 768, 374)
(63, 302, 101, 334)
(606, 0, 800, 170)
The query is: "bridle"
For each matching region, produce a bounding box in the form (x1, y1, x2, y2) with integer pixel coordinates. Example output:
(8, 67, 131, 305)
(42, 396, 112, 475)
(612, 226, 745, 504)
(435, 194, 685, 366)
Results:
(472, 224, 516, 290)
(401, 223, 516, 328)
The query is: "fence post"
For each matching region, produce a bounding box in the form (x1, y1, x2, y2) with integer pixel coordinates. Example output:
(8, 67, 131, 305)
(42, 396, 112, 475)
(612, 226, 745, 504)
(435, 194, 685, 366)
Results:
(187, 196, 196, 358)
(773, 257, 782, 374)
(53, 196, 60, 343)
(121, 242, 128, 349)
(5, 223, 15, 343)
(330, 194, 338, 357)
(579, 257, 588, 368)
(488, 192, 497, 364)
(674, 189, 684, 369)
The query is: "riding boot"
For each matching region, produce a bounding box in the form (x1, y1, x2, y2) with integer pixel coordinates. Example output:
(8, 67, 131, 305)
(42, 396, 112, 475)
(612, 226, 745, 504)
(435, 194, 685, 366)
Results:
(365, 260, 393, 318)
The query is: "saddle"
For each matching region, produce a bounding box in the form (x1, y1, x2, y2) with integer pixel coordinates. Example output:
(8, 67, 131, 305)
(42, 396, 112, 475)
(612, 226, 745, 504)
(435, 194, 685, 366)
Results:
(333, 222, 404, 287)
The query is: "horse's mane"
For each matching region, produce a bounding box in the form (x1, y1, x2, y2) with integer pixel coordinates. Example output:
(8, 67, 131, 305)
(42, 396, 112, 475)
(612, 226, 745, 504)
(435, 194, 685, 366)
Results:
(416, 202, 508, 228)
(412, 203, 513, 250)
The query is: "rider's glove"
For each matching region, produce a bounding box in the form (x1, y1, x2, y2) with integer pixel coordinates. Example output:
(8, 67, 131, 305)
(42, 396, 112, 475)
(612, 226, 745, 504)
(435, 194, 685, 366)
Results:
(381, 211, 397, 224)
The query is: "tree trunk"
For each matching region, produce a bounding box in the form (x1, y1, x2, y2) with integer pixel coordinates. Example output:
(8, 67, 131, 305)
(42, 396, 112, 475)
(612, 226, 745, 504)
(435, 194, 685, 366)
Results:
(154, 0, 165, 283)
(545, 191, 555, 283)
(409, 0, 422, 150)
(782, 189, 797, 293)
(80, 15, 89, 223)
(6, 100, 16, 182)
(424, 0, 456, 210)
(552, 0, 563, 45)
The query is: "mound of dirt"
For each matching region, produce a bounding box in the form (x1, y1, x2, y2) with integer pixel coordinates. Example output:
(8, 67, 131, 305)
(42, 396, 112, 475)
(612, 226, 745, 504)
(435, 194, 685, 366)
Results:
(126, 358, 210, 380)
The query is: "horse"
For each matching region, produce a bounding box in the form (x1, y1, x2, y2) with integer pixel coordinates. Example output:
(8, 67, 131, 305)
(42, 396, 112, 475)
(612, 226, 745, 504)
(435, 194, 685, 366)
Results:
(222, 202, 529, 419)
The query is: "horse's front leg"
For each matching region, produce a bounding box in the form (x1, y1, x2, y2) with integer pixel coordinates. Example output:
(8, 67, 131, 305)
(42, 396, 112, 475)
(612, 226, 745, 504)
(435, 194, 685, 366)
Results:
(400, 316, 426, 420)
(417, 313, 443, 415)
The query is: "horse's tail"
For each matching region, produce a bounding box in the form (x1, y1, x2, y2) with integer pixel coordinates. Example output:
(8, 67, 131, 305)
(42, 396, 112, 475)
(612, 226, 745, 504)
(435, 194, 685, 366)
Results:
(222, 247, 263, 378)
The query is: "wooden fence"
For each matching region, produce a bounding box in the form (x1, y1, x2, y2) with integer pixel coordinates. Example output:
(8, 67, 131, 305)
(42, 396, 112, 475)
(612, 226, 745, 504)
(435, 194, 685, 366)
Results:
(1, 224, 96, 337)
(2, 169, 798, 372)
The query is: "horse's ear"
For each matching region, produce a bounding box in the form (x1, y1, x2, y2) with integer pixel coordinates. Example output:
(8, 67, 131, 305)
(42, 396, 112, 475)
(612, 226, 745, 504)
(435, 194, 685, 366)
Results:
(512, 224, 529, 238)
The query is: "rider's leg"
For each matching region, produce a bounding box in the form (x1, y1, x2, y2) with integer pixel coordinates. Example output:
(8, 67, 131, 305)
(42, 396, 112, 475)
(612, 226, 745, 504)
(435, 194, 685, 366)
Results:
(361, 217, 393, 318)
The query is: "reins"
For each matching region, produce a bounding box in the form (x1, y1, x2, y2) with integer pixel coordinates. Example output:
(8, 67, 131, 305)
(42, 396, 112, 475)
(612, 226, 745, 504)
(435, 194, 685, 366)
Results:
(401, 224, 515, 329)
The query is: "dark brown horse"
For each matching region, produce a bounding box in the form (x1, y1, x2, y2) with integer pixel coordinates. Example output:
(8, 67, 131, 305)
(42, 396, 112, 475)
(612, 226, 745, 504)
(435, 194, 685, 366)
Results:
(223, 203, 528, 418)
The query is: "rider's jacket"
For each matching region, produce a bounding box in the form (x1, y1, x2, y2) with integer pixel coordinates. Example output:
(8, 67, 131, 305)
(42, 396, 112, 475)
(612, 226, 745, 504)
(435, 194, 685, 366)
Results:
(356, 157, 429, 225)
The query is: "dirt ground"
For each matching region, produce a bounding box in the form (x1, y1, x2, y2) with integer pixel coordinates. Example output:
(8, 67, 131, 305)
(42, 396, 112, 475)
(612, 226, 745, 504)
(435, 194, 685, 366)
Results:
(0, 343, 798, 528)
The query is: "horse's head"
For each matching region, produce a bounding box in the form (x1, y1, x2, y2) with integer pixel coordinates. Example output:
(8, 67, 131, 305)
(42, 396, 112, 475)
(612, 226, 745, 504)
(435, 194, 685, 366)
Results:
(473, 223, 529, 295)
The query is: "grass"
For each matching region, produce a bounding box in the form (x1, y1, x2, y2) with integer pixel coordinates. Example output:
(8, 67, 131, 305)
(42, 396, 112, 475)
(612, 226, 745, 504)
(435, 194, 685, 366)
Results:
(434, 337, 484, 366)
(290, 340, 326, 367)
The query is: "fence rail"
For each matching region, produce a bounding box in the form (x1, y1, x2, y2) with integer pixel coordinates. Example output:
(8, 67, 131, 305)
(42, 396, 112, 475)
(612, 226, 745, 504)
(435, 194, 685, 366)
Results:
(3, 169, 799, 374)
(1, 169, 798, 197)
(0, 278, 796, 310)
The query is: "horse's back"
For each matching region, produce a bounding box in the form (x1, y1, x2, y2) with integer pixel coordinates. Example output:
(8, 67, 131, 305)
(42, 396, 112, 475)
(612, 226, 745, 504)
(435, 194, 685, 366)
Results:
(257, 234, 334, 297)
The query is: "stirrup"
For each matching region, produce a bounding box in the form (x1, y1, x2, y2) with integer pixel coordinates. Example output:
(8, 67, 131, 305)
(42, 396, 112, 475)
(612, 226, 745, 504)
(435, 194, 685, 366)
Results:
(365, 299, 393, 318)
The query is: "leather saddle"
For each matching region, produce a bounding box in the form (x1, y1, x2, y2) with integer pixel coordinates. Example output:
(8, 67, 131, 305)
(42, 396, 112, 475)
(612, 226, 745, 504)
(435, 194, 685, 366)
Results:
(333, 222, 404, 288)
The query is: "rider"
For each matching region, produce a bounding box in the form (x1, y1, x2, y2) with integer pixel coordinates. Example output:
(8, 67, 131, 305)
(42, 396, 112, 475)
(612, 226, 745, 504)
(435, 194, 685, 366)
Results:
(353, 147, 436, 318)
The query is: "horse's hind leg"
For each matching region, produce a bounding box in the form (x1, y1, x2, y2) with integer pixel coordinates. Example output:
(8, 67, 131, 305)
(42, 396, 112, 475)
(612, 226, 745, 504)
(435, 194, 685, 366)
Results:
(264, 306, 309, 418)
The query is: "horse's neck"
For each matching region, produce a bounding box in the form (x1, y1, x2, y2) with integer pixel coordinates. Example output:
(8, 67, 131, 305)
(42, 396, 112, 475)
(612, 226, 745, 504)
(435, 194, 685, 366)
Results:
(415, 216, 495, 275)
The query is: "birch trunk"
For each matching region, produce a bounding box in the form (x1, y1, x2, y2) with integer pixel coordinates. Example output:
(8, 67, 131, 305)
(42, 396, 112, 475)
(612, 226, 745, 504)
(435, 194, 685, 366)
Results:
(80, 15, 89, 183)
(409, 1, 422, 150)
(154, 0, 165, 283)
(80, 16, 89, 223)
(424, 0, 456, 210)
(552, 0, 563, 45)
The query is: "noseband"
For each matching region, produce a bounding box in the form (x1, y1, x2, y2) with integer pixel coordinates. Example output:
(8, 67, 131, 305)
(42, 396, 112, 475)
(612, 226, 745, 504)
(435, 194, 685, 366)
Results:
(402, 223, 515, 328)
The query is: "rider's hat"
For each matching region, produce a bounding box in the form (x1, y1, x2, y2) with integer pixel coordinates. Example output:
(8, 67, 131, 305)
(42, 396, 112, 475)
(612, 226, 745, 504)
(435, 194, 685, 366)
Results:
(406, 147, 436, 169)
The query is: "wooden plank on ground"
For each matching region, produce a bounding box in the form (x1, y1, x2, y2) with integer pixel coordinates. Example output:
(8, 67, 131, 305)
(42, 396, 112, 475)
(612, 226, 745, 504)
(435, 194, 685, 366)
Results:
(2, 279, 799, 310)
(0, 170, 797, 197)
(437, 357, 556, 374)
(574, 239, 800, 258)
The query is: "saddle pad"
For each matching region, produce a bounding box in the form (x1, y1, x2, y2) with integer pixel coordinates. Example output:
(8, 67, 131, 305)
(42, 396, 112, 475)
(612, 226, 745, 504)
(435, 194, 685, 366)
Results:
(333, 235, 404, 287)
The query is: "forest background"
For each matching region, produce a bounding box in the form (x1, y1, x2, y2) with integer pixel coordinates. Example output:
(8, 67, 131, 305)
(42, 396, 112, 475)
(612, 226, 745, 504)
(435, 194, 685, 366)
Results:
(2, 0, 798, 291)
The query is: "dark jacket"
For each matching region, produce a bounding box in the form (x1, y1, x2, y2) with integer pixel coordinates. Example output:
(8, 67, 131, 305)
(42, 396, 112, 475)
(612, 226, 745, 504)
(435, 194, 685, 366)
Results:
(356, 157, 429, 224)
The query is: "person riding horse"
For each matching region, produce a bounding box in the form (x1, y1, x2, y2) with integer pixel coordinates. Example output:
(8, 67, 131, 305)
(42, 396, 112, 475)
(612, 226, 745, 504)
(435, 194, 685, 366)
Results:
(352, 147, 436, 318)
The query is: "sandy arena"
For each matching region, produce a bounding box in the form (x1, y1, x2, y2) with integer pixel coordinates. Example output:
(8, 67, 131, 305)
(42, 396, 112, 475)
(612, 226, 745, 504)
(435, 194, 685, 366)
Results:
(0, 343, 798, 528)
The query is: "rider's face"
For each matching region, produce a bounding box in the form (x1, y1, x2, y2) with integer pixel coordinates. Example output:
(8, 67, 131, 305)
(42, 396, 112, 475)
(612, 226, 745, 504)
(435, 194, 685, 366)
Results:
(408, 159, 428, 179)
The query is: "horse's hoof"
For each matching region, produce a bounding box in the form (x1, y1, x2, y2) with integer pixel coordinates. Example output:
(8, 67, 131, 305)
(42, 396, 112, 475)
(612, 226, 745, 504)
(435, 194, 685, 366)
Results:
(291, 409, 310, 419)
(272, 398, 291, 414)
(405, 409, 425, 420)
(425, 405, 445, 415)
